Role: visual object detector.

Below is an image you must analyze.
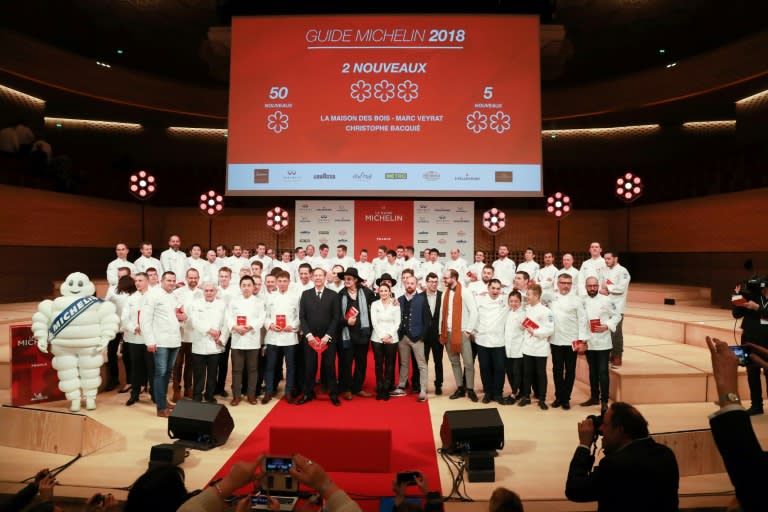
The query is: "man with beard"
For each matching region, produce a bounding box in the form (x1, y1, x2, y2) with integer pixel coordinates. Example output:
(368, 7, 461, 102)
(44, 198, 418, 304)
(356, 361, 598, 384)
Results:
(581, 276, 621, 414)
(565, 402, 679, 512)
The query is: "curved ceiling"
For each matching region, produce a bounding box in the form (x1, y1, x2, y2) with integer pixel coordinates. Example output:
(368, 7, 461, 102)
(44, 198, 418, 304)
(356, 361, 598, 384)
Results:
(3, 0, 768, 87)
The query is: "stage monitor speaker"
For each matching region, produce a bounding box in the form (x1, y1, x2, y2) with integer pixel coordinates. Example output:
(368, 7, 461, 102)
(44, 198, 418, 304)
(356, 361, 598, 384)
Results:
(168, 400, 234, 450)
(149, 443, 186, 469)
(440, 408, 504, 454)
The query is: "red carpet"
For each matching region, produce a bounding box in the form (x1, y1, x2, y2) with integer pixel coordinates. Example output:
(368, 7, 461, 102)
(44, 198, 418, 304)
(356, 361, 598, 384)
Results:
(211, 354, 441, 510)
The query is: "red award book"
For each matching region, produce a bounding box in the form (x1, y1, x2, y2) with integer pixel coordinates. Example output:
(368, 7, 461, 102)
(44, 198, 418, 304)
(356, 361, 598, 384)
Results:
(589, 319, 602, 333)
(572, 340, 587, 353)
(236, 315, 247, 326)
(309, 335, 328, 354)
(521, 317, 539, 330)
(606, 279, 614, 285)
(276, 314, 286, 328)
(731, 294, 748, 306)
(345, 307, 359, 320)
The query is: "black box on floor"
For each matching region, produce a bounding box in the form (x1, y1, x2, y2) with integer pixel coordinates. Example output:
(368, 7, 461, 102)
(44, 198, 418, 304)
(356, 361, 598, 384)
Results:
(440, 408, 504, 453)
(168, 400, 234, 450)
(466, 450, 495, 482)
(149, 443, 186, 468)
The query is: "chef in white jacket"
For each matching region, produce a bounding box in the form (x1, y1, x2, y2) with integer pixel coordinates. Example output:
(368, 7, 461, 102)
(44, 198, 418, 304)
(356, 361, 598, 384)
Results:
(581, 276, 621, 414)
(227, 275, 266, 405)
(189, 282, 226, 403)
(601, 250, 631, 368)
(503, 290, 526, 404)
(517, 284, 554, 410)
(473, 279, 508, 403)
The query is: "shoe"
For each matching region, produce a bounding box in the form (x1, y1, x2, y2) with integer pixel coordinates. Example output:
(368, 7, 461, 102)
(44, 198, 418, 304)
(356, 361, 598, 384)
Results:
(296, 395, 314, 405)
(205, 397, 217, 404)
(390, 388, 406, 397)
(503, 396, 517, 405)
(482, 395, 491, 404)
(383, 392, 390, 401)
(539, 401, 549, 411)
(172, 390, 182, 403)
(601, 401, 609, 415)
(285, 394, 294, 404)
(517, 397, 531, 407)
(126, 395, 139, 406)
(376, 392, 384, 401)
(467, 389, 479, 402)
(551, 399, 562, 408)
(157, 409, 171, 418)
(747, 407, 764, 416)
(248, 395, 259, 405)
(343, 391, 353, 400)
(580, 397, 600, 407)
(230, 396, 241, 406)
(355, 390, 372, 397)
(449, 388, 466, 400)
(218, 390, 229, 398)
(119, 385, 132, 394)
(330, 396, 341, 406)
(418, 392, 427, 402)
(562, 402, 571, 410)
(103, 382, 118, 392)
(435, 386, 442, 396)
(261, 393, 273, 405)
(611, 356, 623, 368)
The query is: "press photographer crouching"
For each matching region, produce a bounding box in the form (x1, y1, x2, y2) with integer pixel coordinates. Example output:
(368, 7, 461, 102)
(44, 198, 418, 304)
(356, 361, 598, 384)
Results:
(731, 275, 768, 415)
(564, 402, 679, 512)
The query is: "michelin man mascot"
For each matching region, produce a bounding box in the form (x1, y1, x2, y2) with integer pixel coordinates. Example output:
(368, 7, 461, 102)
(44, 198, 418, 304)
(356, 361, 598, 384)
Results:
(32, 272, 119, 411)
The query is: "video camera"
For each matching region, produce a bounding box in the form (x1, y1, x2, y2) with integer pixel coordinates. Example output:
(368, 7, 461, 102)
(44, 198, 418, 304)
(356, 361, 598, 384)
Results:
(587, 414, 604, 447)
(740, 274, 767, 300)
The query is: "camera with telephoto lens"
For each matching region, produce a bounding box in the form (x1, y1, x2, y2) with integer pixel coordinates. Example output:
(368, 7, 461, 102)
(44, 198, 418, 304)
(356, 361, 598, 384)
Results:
(587, 414, 603, 445)
(740, 275, 767, 300)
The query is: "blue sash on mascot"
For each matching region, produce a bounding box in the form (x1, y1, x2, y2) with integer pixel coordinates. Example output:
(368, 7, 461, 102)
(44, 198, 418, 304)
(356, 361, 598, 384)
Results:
(48, 295, 103, 340)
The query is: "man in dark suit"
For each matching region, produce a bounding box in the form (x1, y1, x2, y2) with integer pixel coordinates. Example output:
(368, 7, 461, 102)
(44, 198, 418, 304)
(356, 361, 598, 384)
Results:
(565, 402, 679, 512)
(298, 268, 341, 405)
(422, 272, 444, 395)
(706, 335, 768, 512)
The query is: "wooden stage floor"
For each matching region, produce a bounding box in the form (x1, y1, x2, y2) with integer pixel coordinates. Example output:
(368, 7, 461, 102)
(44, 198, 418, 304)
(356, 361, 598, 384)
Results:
(0, 285, 765, 511)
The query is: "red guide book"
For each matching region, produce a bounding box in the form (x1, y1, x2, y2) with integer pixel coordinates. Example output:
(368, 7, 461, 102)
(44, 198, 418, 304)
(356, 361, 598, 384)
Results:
(276, 314, 286, 328)
(345, 307, 359, 320)
(589, 319, 602, 333)
(521, 317, 539, 330)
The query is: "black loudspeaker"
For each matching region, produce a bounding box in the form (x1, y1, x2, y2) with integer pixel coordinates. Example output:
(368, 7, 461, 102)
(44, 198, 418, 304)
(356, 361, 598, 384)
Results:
(466, 450, 495, 482)
(440, 408, 504, 454)
(168, 400, 234, 450)
(149, 443, 186, 469)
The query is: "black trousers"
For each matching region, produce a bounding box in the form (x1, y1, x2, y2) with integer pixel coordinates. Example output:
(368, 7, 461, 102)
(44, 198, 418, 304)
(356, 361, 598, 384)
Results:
(338, 341, 370, 393)
(424, 335, 444, 387)
(303, 342, 338, 397)
(192, 353, 220, 401)
(124, 342, 147, 397)
(106, 333, 122, 385)
(172, 342, 193, 393)
(372, 342, 397, 392)
(504, 357, 522, 397)
(476, 345, 506, 399)
(551, 344, 578, 403)
(586, 349, 611, 402)
(215, 338, 231, 394)
(521, 354, 547, 401)
(265, 344, 297, 395)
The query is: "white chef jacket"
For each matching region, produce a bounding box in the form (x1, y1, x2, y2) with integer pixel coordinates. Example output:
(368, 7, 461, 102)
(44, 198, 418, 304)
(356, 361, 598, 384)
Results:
(474, 294, 508, 348)
(106, 258, 136, 286)
(141, 288, 181, 348)
(134, 255, 163, 274)
(120, 291, 146, 345)
(264, 290, 301, 346)
(582, 293, 621, 351)
(189, 298, 227, 355)
(371, 300, 401, 343)
(521, 302, 554, 357)
(550, 291, 590, 347)
(503, 307, 526, 358)
(227, 295, 266, 350)
(579, 257, 606, 296)
(603, 263, 631, 314)
(492, 257, 517, 289)
(160, 248, 189, 284)
(518, 260, 540, 283)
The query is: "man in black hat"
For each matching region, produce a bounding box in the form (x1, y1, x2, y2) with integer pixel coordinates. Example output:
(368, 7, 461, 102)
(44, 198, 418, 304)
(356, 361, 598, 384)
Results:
(337, 267, 377, 399)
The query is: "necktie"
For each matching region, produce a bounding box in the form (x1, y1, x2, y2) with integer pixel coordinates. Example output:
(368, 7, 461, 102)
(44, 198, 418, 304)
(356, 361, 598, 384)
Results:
(317, 291, 321, 300)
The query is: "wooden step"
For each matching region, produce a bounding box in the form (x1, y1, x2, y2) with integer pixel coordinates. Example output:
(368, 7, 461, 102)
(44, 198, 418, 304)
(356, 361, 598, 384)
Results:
(628, 283, 711, 305)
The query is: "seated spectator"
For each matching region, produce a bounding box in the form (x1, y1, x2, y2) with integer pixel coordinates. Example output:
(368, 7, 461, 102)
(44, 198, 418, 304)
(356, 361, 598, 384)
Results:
(565, 401, 679, 512)
(391, 472, 441, 512)
(124, 465, 191, 512)
(489, 487, 524, 512)
(706, 336, 768, 512)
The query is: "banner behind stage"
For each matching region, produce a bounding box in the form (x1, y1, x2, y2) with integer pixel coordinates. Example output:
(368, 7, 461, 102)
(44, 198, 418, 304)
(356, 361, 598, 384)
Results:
(10, 324, 65, 406)
(295, 200, 474, 260)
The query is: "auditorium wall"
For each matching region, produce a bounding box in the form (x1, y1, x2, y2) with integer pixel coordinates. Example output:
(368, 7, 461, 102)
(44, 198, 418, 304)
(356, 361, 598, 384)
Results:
(0, 184, 766, 303)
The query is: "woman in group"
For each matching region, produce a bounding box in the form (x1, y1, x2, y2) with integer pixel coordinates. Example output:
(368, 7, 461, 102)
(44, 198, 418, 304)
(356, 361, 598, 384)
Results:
(370, 283, 400, 400)
(503, 290, 526, 405)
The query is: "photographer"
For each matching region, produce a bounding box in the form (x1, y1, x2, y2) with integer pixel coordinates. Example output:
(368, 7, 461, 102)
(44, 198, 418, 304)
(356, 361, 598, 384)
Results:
(706, 336, 768, 512)
(565, 402, 679, 512)
(732, 276, 768, 415)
